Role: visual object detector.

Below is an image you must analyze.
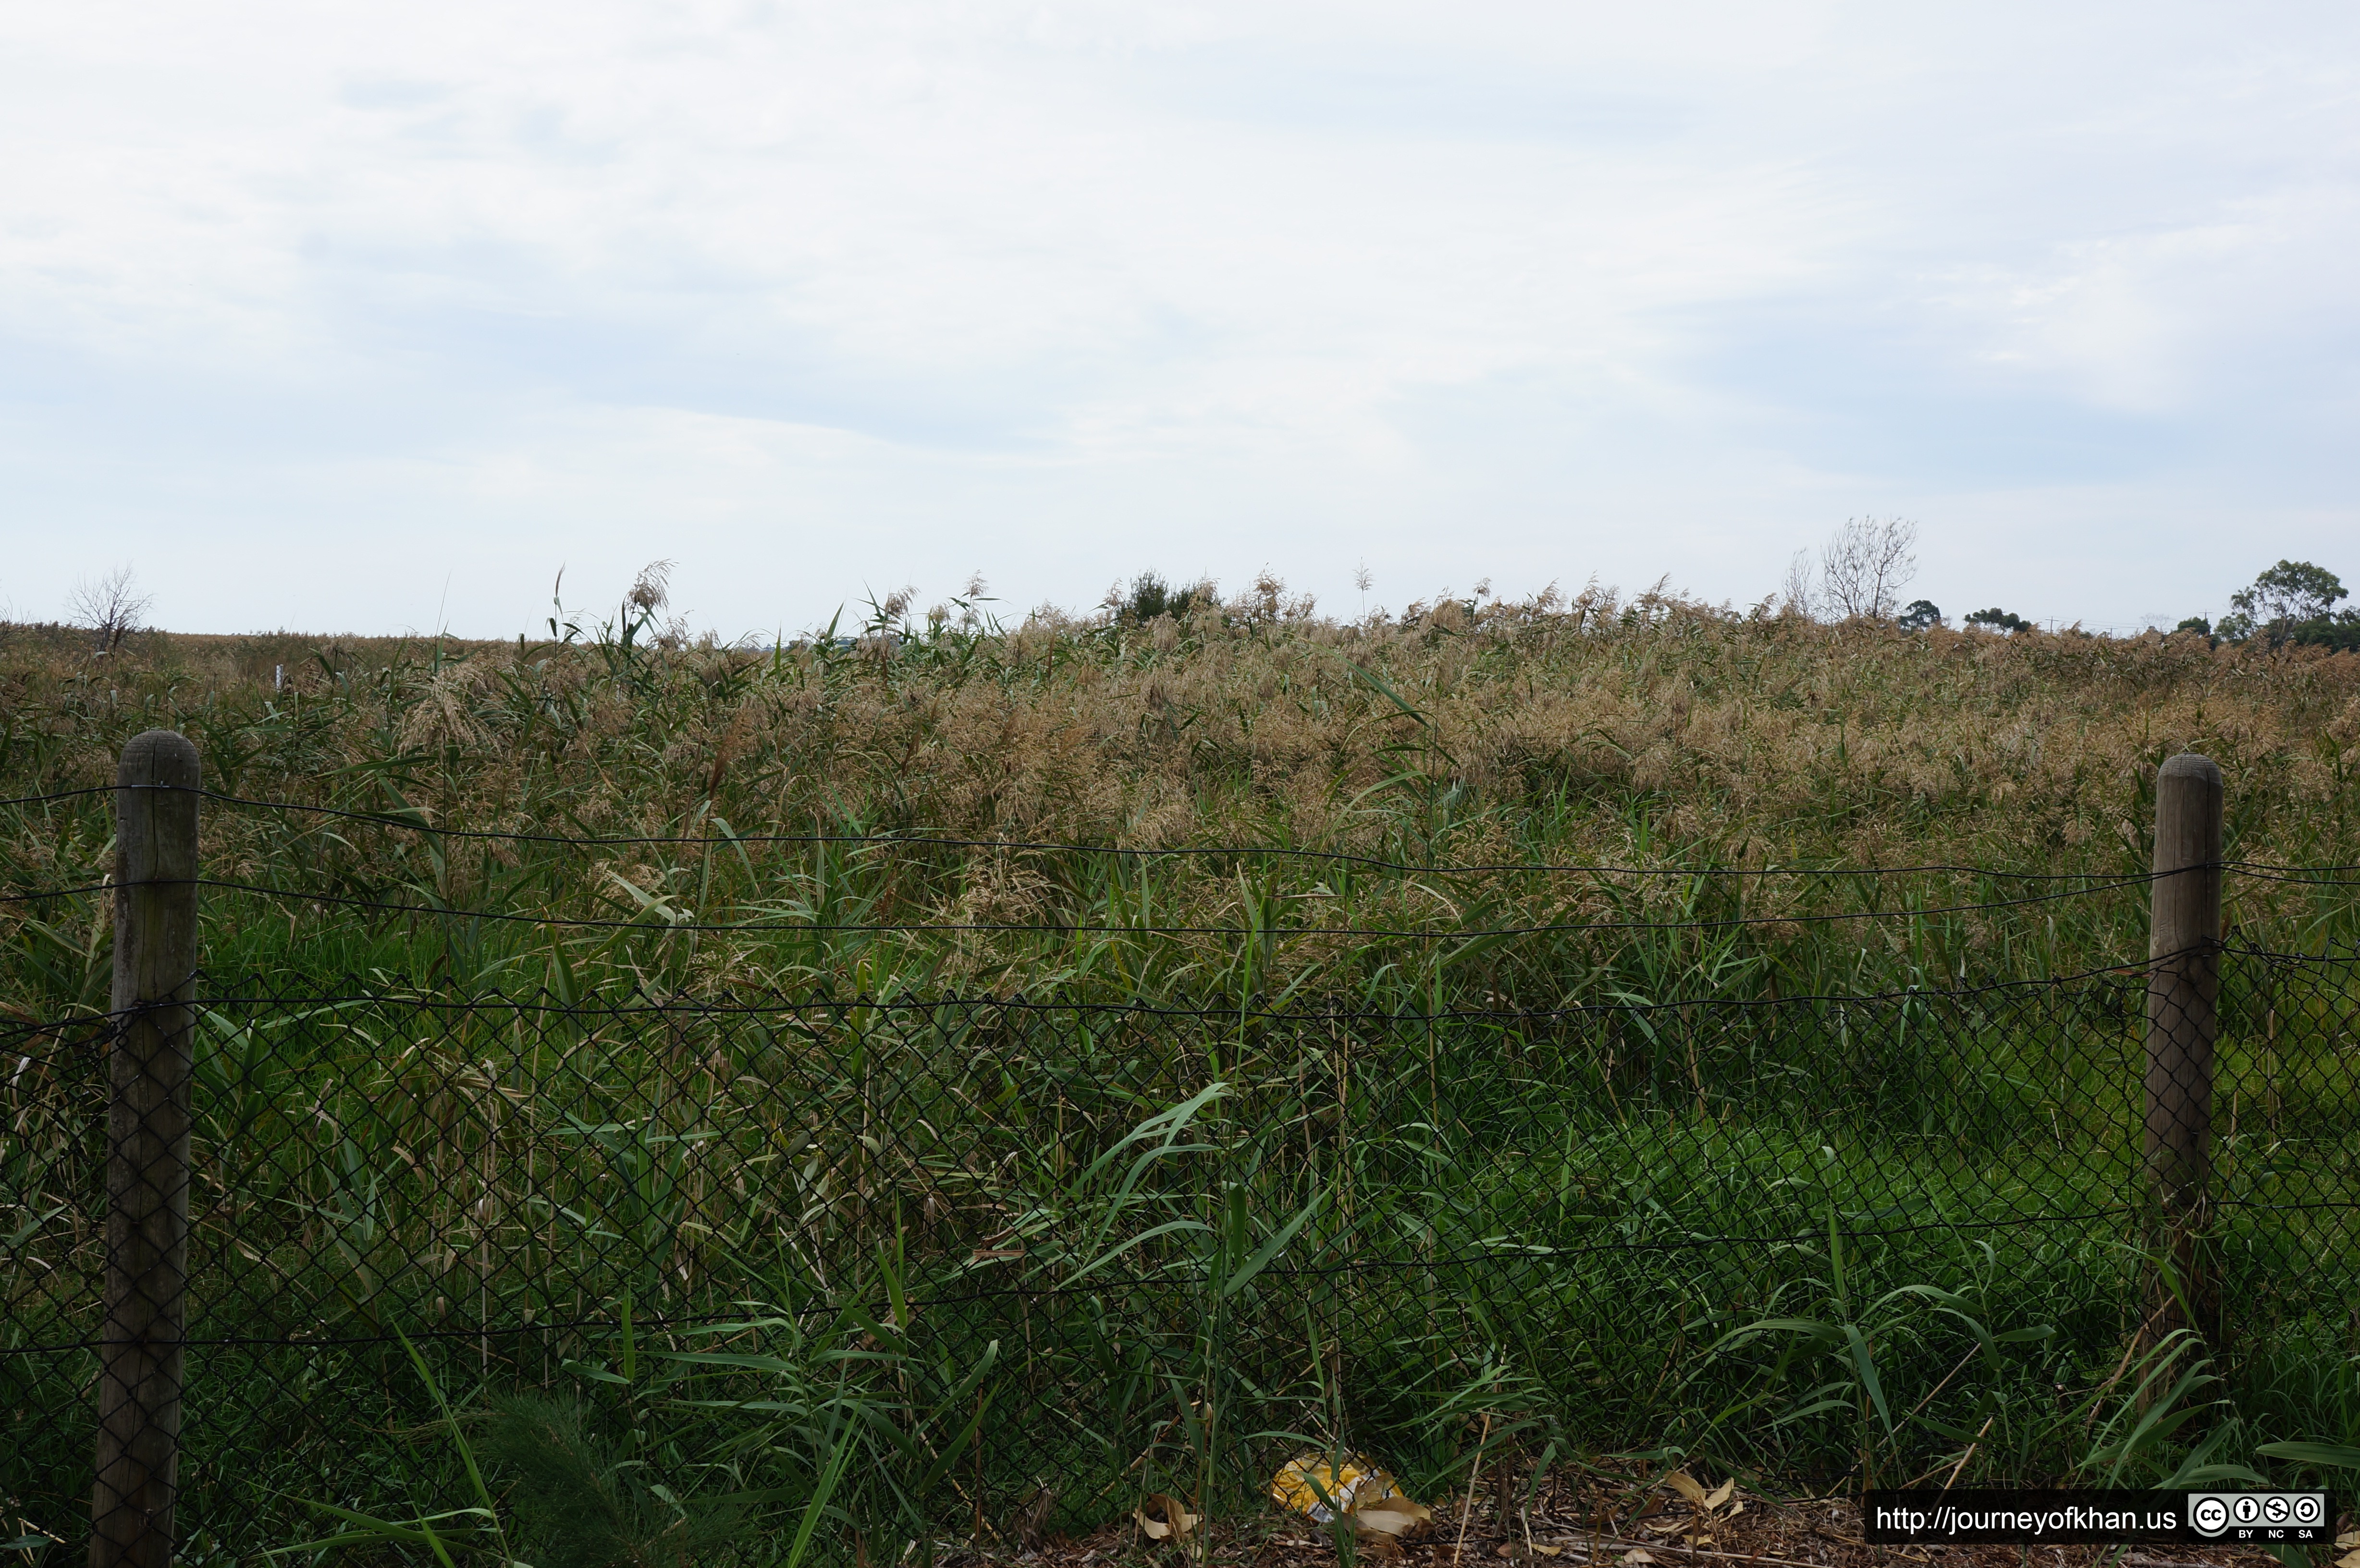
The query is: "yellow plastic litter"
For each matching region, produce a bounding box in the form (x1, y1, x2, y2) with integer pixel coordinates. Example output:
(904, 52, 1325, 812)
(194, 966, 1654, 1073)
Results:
(1269, 1453, 1415, 1524)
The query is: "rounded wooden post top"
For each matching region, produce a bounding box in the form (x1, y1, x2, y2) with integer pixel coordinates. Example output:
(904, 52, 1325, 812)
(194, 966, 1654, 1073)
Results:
(2157, 752, 2221, 788)
(117, 730, 200, 789)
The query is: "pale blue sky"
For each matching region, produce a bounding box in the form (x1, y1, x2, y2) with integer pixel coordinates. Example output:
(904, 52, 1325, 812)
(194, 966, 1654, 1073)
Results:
(3, 0, 2354, 637)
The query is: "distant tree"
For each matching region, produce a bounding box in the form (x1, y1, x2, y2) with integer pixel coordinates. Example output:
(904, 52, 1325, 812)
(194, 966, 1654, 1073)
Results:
(1964, 607, 2031, 633)
(2237, 578, 2360, 649)
(2174, 616, 2212, 637)
(1897, 600, 1942, 632)
(1818, 517, 1919, 620)
(1114, 570, 1214, 625)
(2230, 560, 2346, 625)
(2291, 612, 2360, 652)
(1779, 550, 1817, 618)
(67, 564, 152, 652)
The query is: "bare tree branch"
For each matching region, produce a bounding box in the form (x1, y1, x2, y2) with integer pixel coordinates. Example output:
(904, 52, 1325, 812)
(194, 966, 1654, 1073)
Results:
(66, 564, 153, 652)
(1780, 550, 1818, 619)
(1818, 517, 1918, 621)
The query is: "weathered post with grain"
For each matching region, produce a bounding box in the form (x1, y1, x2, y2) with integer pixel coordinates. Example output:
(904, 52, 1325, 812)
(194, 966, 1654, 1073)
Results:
(2143, 751, 2222, 1351)
(90, 731, 201, 1568)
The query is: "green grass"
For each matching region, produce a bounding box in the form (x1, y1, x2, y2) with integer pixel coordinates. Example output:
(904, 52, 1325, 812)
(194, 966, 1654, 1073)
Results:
(8, 968, 2357, 1562)
(4, 599, 2359, 1564)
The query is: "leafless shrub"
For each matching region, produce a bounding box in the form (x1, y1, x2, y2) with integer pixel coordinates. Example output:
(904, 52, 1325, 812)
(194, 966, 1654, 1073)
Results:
(67, 564, 153, 652)
(1779, 551, 1817, 619)
(1816, 517, 1918, 621)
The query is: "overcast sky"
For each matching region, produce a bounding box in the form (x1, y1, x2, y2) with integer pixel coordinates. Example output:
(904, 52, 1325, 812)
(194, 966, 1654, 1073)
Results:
(4, 0, 2355, 638)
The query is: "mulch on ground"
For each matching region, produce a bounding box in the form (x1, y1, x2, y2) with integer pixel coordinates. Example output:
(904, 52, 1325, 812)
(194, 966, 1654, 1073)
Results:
(945, 1464, 2348, 1568)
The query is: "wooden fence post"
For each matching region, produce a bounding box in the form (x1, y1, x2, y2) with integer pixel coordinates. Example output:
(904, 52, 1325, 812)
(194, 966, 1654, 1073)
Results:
(91, 731, 201, 1568)
(2144, 751, 2221, 1349)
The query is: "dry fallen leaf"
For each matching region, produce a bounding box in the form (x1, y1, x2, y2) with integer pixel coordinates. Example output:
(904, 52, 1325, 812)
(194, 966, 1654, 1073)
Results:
(1354, 1497, 1434, 1538)
(1663, 1472, 1707, 1507)
(1622, 1552, 1656, 1565)
(1533, 1546, 1561, 1557)
(2334, 1551, 2360, 1568)
(1134, 1494, 1197, 1541)
(1704, 1479, 1736, 1511)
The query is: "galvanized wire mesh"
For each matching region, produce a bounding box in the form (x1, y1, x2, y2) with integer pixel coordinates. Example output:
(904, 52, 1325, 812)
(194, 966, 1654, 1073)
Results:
(7, 945, 2356, 1555)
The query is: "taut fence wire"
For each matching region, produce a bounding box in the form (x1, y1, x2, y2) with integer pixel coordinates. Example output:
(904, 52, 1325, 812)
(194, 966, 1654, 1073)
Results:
(10, 955, 2359, 1554)
(2, 757, 2357, 1562)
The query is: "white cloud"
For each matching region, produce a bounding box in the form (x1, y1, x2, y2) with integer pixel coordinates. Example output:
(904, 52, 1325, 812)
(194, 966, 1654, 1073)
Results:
(1, 0, 2355, 634)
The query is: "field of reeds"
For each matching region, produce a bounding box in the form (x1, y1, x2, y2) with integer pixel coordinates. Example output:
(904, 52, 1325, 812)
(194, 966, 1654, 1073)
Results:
(3, 583, 2359, 1566)
(5, 580, 2360, 1008)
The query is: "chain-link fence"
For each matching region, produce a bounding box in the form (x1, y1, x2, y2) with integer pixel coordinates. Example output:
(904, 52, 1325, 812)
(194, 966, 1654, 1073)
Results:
(8, 945, 2358, 1557)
